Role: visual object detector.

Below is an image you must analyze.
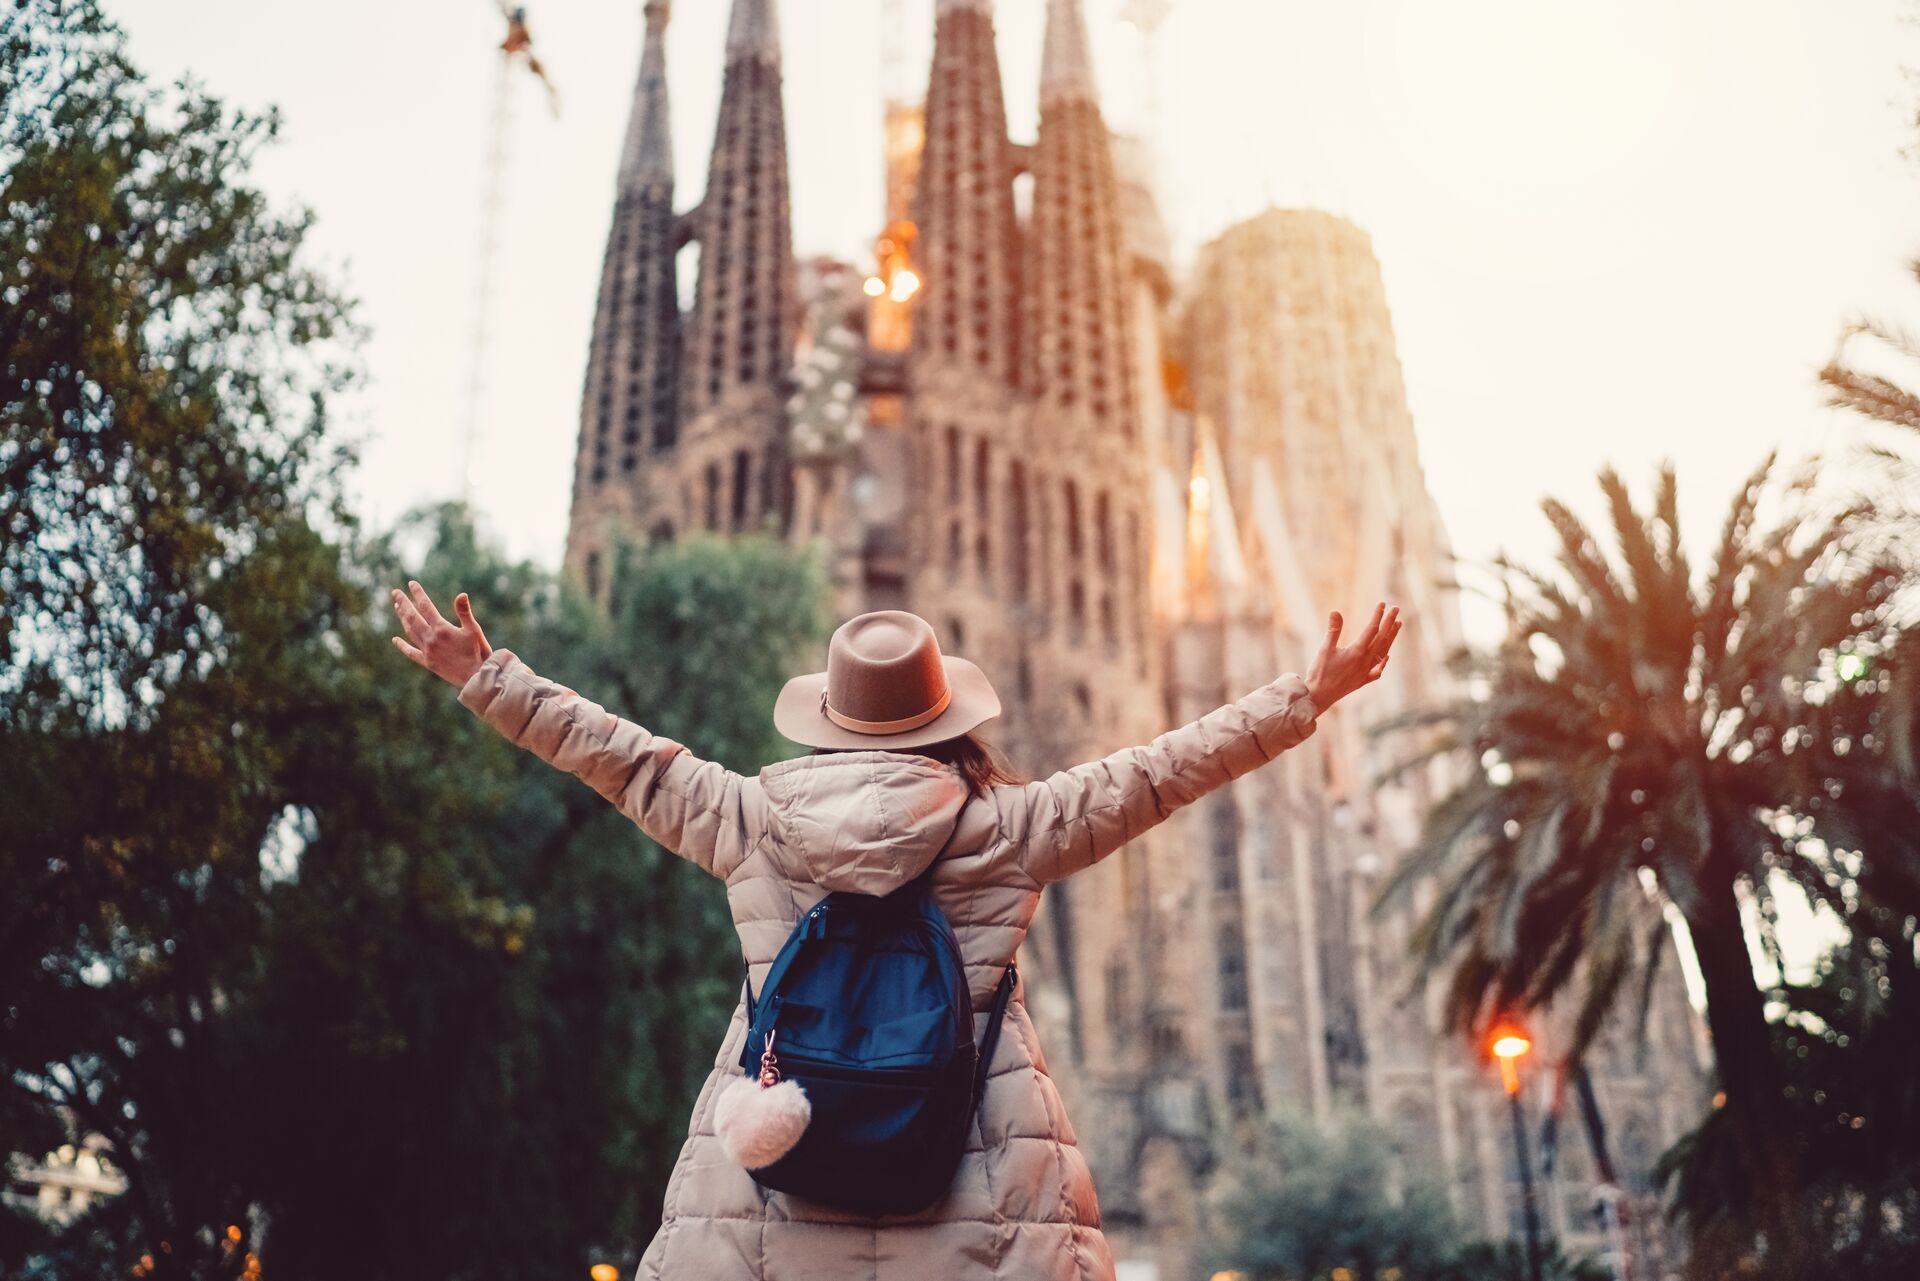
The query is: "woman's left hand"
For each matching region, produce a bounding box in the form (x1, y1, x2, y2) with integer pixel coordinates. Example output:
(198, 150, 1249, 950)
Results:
(391, 581, 493, 689)
(1304, 602, 1400, 713)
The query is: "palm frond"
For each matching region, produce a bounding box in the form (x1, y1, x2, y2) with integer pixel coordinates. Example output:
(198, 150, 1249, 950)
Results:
(1562, 872, 1637, 1066)
(1700, 454, 1776, 681)
(1820, 364, 1920, 432)
(1491, 799, 1568, 961)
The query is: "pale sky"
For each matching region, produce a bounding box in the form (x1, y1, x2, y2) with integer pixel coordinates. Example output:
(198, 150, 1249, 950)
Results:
(116, 0, 1920, 644)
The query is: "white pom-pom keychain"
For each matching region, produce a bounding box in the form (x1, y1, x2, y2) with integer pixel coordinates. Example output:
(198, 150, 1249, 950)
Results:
(715, 1029, 811, 1170)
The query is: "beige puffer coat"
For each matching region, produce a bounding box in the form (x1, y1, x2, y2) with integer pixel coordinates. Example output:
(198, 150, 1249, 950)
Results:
(459, 649, 1319, 1281)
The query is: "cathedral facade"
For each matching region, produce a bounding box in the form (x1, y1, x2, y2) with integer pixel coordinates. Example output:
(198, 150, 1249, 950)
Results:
(564, 3, 1707, 1277)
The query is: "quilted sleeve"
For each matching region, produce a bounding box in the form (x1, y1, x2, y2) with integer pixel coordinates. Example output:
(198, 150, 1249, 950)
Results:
(995, 674, 1319, 887)
(457, 649, 755, 879)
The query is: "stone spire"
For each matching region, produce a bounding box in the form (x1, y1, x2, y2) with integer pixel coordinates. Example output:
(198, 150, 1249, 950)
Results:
(725, 0, 780, 67)
(1039, 0, 1098, 105)
(567, 0, 681, 544)
(618, 0, 673, 188)
(911, 0, 1021, 387)
(681, 0, 794, 422)
(1026, 0, 1137, 438)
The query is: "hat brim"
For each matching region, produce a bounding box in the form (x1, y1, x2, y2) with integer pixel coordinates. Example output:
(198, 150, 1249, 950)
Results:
(773, 655, 1002, 751)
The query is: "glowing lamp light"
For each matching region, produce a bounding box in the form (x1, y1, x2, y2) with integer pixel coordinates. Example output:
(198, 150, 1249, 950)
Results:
(862, 276, 886, 298)
(889, 268, 920, 302)
(1491, 1033, 1531, 1060)
(1489, 1026, 1531, 1095)
(227, 1225, 243, 1243)
(591, 1266, 621, 1281)
(1837, 652, 1868, 682)
(1189, 472, 1211, 510)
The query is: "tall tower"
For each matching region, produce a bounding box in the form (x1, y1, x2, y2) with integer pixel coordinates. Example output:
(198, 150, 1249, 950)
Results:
(886, 0, 1030, 695)
(565, 0, 680, 594)
(1008, 0, 1153, 679)
(912, 0, 1021, 388)
(676, 0, 796, 536)
(1026, 0, 1138, 442)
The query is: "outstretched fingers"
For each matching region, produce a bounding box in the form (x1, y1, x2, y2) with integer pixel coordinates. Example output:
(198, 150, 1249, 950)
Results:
(408, 580, 448, 628)
(1365, 612, 1402, 681)
(454, 592, 491, 657)
(392, 587, 430, 643)
(1374, 609, 1401, 658)
(392, 636, 427, 667)
(1354, 601, 1387, 651)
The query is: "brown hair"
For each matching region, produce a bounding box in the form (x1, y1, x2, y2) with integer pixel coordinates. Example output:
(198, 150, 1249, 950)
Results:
(814, 731, 1026, 798)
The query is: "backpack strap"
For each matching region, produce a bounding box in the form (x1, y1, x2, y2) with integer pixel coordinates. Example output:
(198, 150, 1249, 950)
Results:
(744, 898, 832, 1024)
(971, 963, 1018, 1108)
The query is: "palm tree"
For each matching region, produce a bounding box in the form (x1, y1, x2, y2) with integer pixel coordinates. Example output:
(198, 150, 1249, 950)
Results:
(1823, 261, 1920, 433)
(1376, 460, 1914, 1273)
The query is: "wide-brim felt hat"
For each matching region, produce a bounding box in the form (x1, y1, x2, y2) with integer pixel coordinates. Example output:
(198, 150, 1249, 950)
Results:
(774, 610, 1001, 751)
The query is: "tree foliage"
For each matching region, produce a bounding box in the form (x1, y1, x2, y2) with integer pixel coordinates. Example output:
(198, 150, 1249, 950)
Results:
(1199, 1111, 1461, 1281)
(1198, 1111, 1608, 1281)
(1375, 461, 1919, 1274)
(1, 4, 832, 1277)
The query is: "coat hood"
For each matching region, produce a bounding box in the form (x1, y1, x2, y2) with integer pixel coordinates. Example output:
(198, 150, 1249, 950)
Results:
(757, 750, 971, 895)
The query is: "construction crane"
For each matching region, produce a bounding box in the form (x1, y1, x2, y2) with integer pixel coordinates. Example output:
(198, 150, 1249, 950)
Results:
(456, 3, 560, 502)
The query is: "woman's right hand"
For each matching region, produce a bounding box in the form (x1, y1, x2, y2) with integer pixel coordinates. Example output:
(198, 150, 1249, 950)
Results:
(391, 580, 494, 690)
(1304, 603, 1400, 713)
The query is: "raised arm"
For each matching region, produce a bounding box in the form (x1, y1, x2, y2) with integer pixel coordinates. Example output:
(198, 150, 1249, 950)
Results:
(390, 581, 755, 879)
(1001, 604, 1400, 886)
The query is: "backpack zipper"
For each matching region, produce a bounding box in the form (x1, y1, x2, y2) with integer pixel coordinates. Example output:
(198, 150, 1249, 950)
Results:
(774, 1056, 948, 1086)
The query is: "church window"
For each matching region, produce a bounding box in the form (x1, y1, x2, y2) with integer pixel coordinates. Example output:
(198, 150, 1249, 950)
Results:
(1219, 938, 1247, 1012)
(1104, 958, 1128, 1029)
(1212, 802, 1241, 893)
(1009, 461, 1030, 603)
(761, 448, 781, 524)
(704, 462, 721, 531)
(1095, 491, 1113, 570)
(731, 449, 752, 530)
(973, 437, 991, 516)
(1063, 480, 1082, 559)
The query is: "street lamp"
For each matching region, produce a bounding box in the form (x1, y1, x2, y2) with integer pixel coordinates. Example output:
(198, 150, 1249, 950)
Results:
(1491, 1025, 1544, 1281)
(590, 1266, 620, 1281)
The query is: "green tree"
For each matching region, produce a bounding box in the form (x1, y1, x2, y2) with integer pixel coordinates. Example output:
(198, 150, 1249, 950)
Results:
(2, 0, 363, 1273)
(0, 2, 832, 1276)
(1198, 1111, 1462, 1281)
(1375, 462, 1916, 1275)
(239, 518, 827, 1280)
(1432, 1240, 1609, 1281)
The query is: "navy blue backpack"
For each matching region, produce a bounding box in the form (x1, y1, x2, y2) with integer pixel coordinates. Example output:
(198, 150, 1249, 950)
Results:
(739, 872, 1017, 1215)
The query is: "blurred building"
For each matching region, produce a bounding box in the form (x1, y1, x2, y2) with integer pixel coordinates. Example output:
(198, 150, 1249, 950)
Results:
(562, 0, 1708, 1275)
